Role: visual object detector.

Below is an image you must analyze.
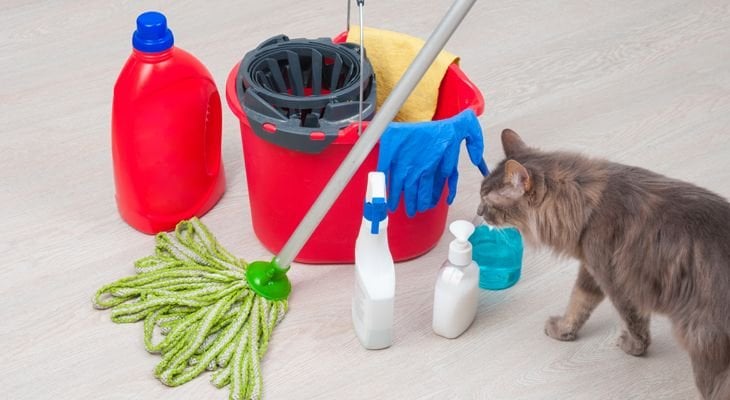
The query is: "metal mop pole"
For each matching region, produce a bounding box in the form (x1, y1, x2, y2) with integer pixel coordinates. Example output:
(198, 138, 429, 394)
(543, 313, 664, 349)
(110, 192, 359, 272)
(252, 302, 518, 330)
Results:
(275, 0, 477, 269)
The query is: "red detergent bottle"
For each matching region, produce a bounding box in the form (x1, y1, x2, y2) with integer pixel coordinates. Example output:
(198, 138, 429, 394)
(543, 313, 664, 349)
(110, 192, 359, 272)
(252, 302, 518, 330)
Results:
(112, 11, 225, 234)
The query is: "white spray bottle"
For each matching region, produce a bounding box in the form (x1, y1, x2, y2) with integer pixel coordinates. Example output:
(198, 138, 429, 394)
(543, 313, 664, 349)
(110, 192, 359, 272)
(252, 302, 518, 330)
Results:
(352, 171, 395, 349)
(432, 220, 479, 339)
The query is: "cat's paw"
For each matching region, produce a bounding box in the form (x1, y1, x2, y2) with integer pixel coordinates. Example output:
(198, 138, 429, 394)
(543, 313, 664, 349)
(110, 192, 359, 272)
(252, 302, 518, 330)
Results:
(544, 316, 577, 341)
(618, 330, 649, 356)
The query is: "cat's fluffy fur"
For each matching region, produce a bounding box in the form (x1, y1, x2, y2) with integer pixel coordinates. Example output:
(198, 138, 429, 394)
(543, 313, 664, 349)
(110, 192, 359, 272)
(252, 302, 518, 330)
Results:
(478, 129, 730, 399)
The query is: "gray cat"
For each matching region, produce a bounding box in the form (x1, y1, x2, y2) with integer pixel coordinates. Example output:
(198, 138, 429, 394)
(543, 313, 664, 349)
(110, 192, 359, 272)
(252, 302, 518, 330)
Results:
(478, 129, 730, 399)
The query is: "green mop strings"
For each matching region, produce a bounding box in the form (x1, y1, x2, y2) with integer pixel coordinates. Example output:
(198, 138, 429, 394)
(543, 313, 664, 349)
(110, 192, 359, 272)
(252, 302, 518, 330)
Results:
(93, 218, 288, 400)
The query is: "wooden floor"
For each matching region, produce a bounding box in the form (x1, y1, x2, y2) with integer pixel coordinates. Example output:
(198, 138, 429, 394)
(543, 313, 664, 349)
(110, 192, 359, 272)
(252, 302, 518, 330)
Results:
(2, 0, 729, 399)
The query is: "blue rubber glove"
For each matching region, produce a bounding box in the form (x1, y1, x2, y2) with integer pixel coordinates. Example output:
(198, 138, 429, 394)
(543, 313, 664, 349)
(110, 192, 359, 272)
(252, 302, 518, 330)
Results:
(377, 108, 488, 217)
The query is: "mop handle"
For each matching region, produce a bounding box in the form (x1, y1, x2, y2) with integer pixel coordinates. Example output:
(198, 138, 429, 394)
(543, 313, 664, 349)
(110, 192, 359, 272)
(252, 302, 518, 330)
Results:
(275, 0, 477, 269)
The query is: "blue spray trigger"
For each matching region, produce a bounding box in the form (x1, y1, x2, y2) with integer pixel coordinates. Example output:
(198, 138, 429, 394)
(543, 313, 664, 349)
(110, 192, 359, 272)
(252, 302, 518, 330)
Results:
(364, 197, 387, 234)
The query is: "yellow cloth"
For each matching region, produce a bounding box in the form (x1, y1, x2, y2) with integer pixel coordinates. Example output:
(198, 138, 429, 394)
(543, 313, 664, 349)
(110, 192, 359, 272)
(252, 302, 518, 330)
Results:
(346, 26, 459, 122)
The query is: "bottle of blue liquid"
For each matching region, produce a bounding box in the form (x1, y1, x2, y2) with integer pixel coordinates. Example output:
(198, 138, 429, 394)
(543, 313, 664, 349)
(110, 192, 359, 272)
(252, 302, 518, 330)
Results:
(469, 216, 524, 290)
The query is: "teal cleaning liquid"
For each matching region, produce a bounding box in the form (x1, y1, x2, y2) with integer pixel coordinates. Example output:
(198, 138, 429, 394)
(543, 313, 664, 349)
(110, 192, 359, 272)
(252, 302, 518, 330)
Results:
(468, 219, 524, 290)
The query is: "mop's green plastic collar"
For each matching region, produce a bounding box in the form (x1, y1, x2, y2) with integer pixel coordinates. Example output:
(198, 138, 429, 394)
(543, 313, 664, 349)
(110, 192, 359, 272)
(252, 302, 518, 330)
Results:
(246, 258, 292, 300)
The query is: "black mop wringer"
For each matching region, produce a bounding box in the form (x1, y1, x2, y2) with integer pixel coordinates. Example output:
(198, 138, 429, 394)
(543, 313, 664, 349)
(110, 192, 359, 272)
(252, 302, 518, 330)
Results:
(93, 0, 477, 398)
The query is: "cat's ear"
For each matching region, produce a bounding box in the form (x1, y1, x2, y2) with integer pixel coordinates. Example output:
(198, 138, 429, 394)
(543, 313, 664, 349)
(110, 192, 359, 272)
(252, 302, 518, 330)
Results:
(501, 129, 527, 157)
(504, 159, 532, 192)
(486, 160, 531, 205)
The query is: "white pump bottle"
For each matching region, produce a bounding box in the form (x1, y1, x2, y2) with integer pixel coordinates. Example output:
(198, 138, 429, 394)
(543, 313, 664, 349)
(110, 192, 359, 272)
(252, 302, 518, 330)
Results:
(352, 172, 395, 349)
(432, 219, 479, 339)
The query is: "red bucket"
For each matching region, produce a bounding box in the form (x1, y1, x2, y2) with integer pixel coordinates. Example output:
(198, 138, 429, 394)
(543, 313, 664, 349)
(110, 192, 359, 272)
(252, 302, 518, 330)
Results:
(225, 35, 484, 264)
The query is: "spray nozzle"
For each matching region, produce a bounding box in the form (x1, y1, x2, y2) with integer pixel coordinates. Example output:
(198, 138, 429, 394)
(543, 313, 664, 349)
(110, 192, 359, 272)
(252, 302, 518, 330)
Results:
(364, 198, 386, 234)
(363, 172, 387, 234)
(448, 220, 475, 266)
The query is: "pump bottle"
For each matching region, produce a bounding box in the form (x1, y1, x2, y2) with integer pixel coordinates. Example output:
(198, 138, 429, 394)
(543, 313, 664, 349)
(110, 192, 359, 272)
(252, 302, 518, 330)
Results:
(432, 220, 479, 338)
(352, 172, 395, 349)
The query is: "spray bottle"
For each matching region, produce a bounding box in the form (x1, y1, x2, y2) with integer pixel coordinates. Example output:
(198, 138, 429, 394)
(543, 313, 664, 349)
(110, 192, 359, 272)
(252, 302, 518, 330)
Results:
(432, 220, 479, 338)
(352, 172, 395, 349)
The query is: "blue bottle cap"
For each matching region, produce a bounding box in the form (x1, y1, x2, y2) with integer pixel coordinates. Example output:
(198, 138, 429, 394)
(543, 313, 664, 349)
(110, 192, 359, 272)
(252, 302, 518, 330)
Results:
(133, 11, 174, 52)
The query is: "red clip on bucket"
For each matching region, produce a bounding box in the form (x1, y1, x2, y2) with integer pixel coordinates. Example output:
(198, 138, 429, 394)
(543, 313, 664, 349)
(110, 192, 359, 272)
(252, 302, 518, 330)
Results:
(225, 34, 484, 264)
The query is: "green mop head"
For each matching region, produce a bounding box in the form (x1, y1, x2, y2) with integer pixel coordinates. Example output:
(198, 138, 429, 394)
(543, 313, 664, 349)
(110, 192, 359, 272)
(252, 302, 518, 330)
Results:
(93, 218, 288, 400)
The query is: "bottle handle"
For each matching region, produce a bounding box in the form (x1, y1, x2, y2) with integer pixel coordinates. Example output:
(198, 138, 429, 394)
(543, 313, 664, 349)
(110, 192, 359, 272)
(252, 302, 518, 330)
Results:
(205, 91, 223, 176)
